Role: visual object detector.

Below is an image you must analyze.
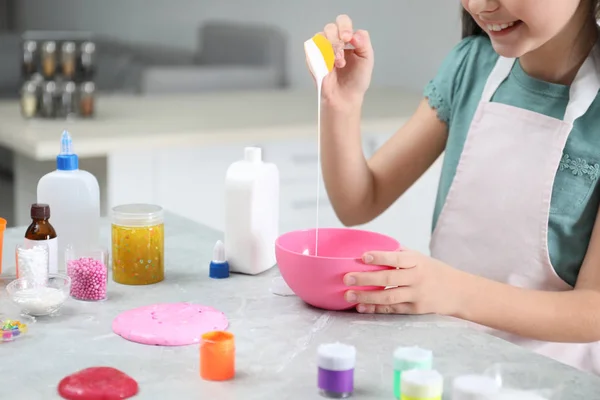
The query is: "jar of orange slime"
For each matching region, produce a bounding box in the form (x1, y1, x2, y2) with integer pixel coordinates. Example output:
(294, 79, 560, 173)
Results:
(111, 204, 164, 285)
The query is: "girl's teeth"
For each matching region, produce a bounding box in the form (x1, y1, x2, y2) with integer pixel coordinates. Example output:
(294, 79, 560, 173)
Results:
(487, 21, 515, 32)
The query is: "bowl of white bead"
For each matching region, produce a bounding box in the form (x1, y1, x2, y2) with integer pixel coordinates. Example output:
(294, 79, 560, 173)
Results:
(6, 274, 71, 316)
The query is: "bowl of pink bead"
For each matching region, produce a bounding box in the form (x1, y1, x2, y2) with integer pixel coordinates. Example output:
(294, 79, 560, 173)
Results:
(65, 246, 109, 302)
(275, 228, 400, 311)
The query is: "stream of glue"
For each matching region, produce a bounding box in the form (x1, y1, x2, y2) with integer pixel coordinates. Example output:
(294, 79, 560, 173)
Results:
(315, 78, 322, 256)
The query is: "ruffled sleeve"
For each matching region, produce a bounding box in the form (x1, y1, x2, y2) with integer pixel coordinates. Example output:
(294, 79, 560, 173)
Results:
(424, 36, 479, 125)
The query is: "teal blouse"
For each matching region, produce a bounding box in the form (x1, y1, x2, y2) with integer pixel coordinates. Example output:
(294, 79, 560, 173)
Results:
(424, 35, 600, 286)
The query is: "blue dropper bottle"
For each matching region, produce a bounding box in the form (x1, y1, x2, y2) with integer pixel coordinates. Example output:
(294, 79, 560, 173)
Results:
(57, 130, 79, 171)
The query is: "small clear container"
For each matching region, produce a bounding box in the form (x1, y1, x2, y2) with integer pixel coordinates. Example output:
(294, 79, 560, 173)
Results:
(66, 246, 108, 301)
(111, 204, 164, 285)
(0, 314, 35, 343)
(15, 242, 49, 286)
(6, 273, 70, 316)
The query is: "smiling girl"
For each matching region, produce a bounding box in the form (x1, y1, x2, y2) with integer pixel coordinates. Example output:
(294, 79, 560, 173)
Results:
(314, 1, 600, 374)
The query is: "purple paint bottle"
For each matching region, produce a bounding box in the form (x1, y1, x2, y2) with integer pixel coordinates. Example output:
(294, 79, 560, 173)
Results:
(317, 342, 356, 398)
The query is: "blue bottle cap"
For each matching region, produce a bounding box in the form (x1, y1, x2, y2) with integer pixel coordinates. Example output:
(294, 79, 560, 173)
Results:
(209, 240, 229, 279)
(209, 261, 230, 279)
(56, 130, 78, 171)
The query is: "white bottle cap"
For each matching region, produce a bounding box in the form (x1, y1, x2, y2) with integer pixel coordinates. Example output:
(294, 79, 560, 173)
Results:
(401, 369, 444, 398)
(393, 346, 433, 371)
(244, 147, 262, 163)
(452, 375, 500, 400)
(317, 342, 356, 371)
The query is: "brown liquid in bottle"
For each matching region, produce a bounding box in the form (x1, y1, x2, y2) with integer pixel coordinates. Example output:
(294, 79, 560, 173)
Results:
(25, 203, 57, 241)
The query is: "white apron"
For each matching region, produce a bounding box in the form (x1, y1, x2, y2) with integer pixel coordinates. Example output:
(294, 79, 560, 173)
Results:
(430, 46, 600, 374)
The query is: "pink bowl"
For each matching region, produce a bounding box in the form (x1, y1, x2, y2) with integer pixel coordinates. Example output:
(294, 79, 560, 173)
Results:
(275, 228, 401, 311)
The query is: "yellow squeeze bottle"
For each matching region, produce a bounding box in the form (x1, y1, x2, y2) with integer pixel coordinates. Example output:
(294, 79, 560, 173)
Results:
(304, 33, 335, 82)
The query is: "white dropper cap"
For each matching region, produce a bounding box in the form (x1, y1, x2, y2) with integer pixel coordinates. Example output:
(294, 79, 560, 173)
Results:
(452, 375, 501, 400)
(244, 147, 262, 163)
(212, 240, 226, 263)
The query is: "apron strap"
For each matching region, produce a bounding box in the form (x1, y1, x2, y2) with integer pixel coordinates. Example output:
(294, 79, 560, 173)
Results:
(481, 45, 600, 124)
(480, 56, 516, 103)
(564, 45, 600, 124)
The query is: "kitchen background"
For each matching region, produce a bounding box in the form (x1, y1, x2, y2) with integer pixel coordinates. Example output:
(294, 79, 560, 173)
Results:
(0, 0, 461, 255)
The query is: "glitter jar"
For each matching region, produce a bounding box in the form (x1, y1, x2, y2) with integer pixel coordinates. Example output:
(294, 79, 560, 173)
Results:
(66, 246, 108, 301)
(393, 346, 433, 399)
(317, 342, 356, 398)
(111, 204, 164, 285)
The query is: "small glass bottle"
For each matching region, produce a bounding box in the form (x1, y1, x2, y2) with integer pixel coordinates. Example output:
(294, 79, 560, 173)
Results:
(41, 81, 57, 118)
(61, 41, 76, 79)
(79, 81, 95, 117)
(78, 41, 96, 81)
(60, 81, 78, 119)
(41, 41, 57, 78)
(22, 40, 37, 77)
(111, 204, 164, 285)
(20, 81, 38, 119)
(24, 203, 58, 275)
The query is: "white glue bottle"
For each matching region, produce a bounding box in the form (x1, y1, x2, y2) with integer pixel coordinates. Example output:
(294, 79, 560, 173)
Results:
(224, 147, 279, 275)
(37, 130, 100, 271)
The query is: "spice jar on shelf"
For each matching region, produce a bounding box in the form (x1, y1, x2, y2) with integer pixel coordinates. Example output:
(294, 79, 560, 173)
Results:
(41, 41, 57, 78)
(60, 81, 78, 119)
(22, 40, 37, 77)
(61, 41, 76, 79)
(79, 81, 95, 117)
(66, 246, 108, 301)
(78, 41, 96, 81)
(111, 204, 164, 285)
(20, 81, 38, 119)
(41, 80, 57, 118)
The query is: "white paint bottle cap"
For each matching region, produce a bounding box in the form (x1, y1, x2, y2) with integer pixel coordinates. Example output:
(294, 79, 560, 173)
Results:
(452, 374, 501, 400)
(393, 346, 433, 371)
(401, 369, 444, 398)
(317, 342, 356, 371)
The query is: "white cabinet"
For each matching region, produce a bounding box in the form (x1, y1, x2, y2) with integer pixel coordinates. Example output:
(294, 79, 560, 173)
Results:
(106, 131, 442, 255)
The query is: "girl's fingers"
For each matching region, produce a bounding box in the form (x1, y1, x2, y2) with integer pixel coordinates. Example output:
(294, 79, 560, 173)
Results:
(323, 23, 346, 67)
(335, 14, 354, 42)
(344, 267, 418, 287)
(345, 286, 414, 305)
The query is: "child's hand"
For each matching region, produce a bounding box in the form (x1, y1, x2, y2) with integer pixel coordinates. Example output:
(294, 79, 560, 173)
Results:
(315, 15, 375, 108)
(343, 249, 466, 316)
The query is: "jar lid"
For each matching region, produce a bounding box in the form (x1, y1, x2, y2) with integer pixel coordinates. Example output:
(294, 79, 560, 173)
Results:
(61, 41, 76, 53)
(393, 346, 433, 371)
(111, 204, 164, 226)
(317, 342, 356, 371)
(82, 81, 95, 93)
(22, 80, 37, 93)
(401, 369, 444, 398)
(64, 81, 76, 93)
(81, 41, 95, 53)
(452, 375, 500, 400)
(31, 203, 50, 220)
(43, 41, 56, 52)
(23, 40, 37, 53)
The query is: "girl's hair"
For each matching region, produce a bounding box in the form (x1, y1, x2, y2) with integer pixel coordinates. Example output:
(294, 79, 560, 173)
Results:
(461, 1, 600, 38)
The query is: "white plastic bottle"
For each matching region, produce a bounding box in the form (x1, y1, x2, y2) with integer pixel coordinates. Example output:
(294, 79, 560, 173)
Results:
(224, 147, 279, 275)
(37, 131, 100, 271)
